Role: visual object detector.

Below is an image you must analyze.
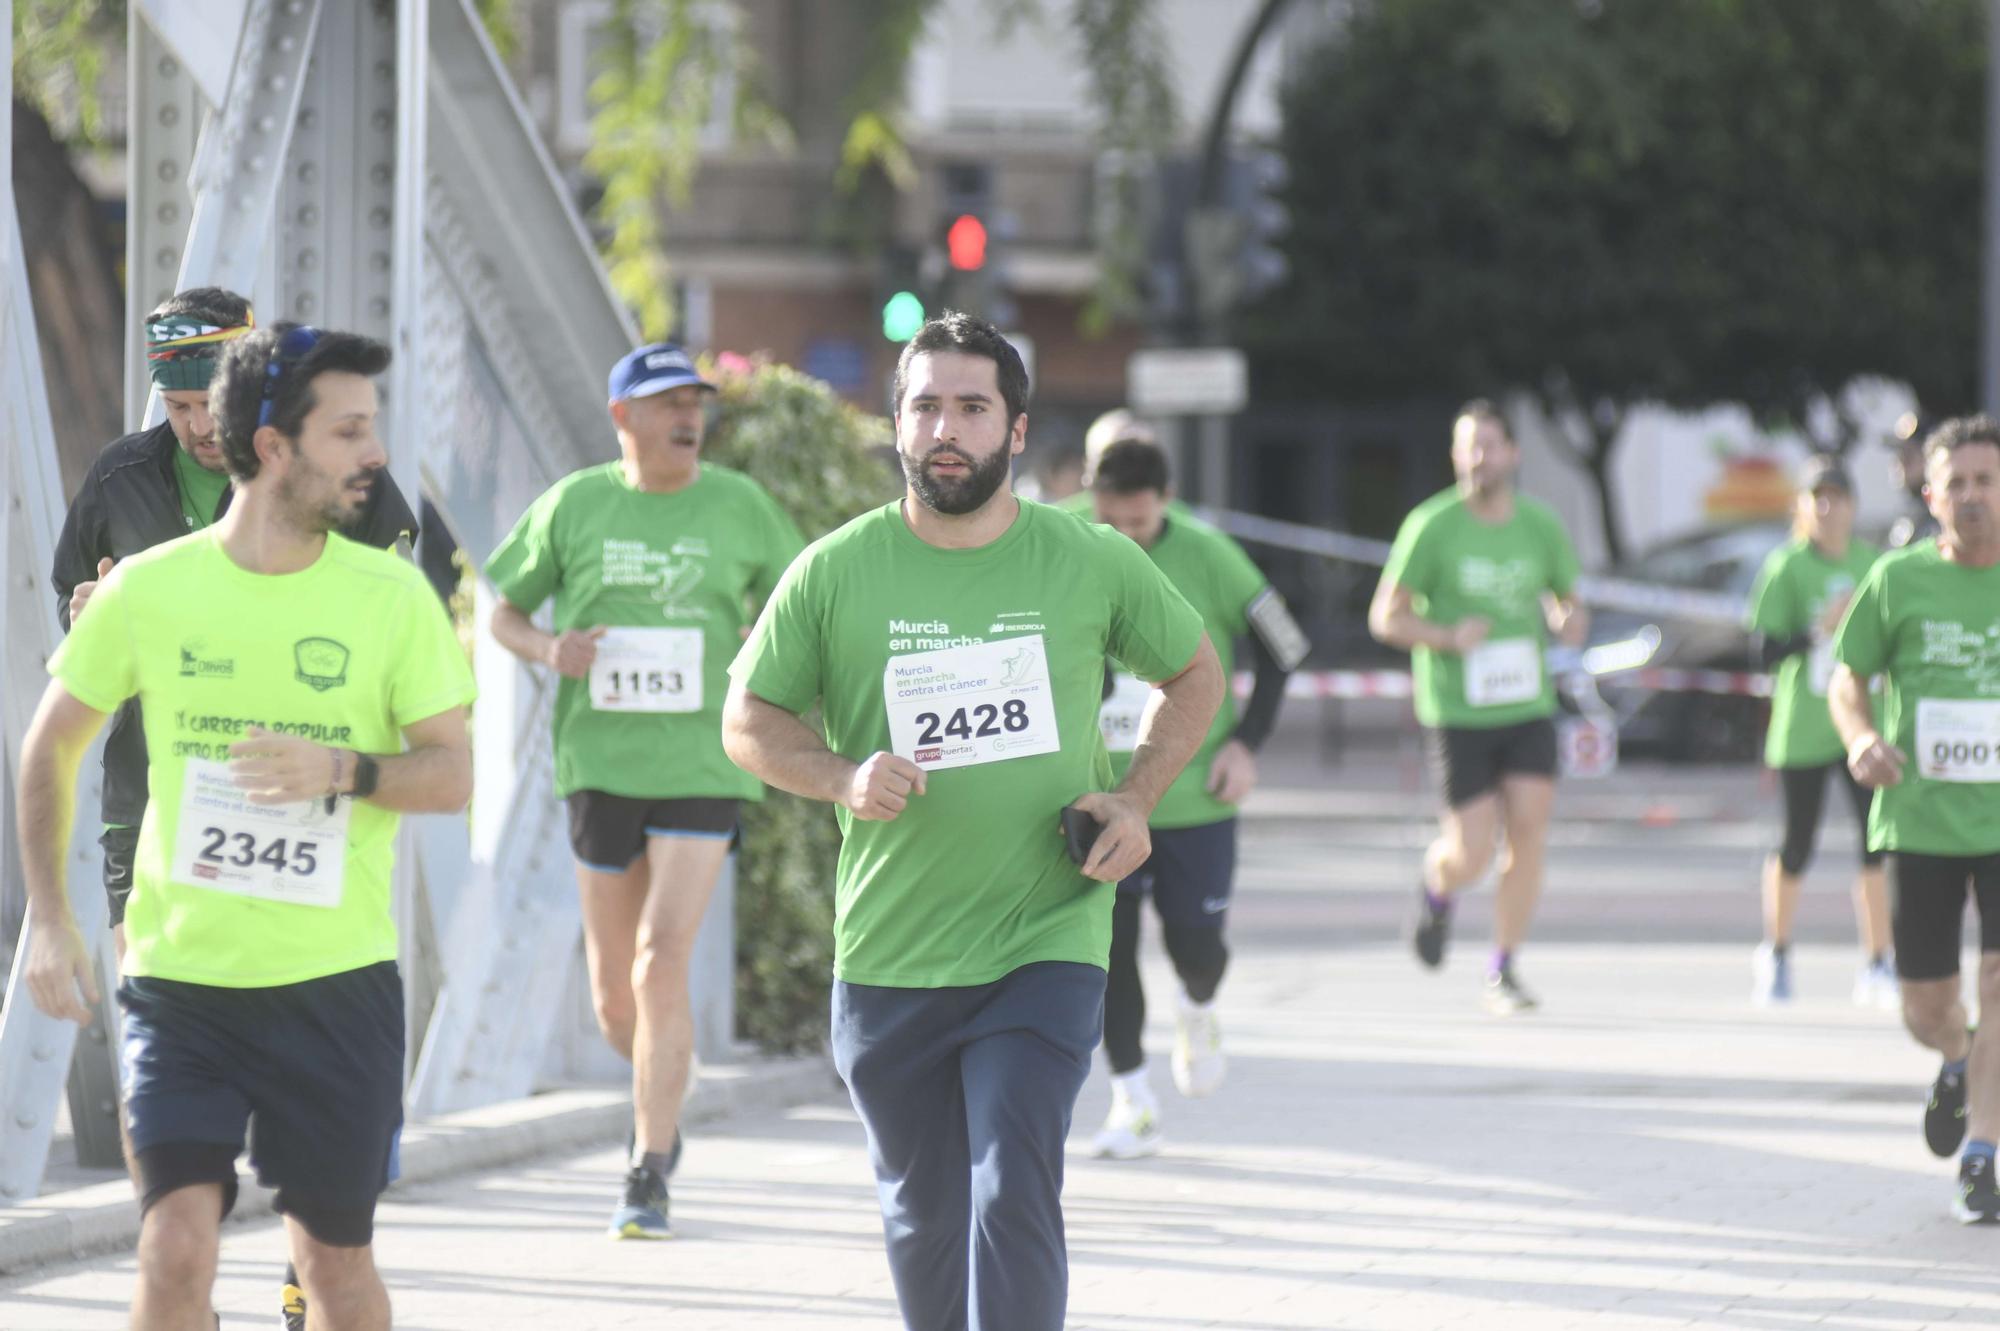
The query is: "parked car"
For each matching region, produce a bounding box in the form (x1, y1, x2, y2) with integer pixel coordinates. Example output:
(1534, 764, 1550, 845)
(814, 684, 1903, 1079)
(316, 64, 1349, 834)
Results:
(1580, 522, 1790, 762)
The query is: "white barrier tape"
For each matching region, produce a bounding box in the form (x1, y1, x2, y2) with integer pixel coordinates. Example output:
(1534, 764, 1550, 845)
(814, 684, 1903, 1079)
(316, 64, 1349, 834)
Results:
(1196, 506, 1749, 627)
(1226, 666, 1772, 701)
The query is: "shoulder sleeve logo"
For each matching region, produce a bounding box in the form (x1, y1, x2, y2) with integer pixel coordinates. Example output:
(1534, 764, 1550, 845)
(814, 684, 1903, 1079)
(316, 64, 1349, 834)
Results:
(294, 637, 351, 692)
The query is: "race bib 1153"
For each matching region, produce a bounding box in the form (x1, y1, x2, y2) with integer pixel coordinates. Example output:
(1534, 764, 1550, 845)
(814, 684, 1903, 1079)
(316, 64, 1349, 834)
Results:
(590, 627, 704, 713)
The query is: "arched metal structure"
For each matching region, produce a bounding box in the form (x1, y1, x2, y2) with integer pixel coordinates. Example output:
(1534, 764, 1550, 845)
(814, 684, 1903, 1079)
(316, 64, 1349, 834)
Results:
(3, 0, 734, 1201)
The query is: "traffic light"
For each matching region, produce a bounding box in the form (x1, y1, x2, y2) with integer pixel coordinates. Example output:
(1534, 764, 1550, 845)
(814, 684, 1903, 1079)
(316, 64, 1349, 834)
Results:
(946, 213, 988, 271)
(875, 245, 929, 343)
(934, 162, 1015, 325)
(1184, 148, 1291, 331)
(881, 289, 926, 341)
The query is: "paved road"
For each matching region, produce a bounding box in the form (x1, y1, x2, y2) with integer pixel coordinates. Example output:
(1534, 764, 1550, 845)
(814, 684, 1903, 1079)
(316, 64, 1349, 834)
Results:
(7, 777, 1997, 1329)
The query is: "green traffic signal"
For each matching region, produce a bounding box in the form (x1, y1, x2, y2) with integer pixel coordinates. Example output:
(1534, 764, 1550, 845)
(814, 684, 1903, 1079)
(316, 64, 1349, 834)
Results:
(881, 290, 926, 341)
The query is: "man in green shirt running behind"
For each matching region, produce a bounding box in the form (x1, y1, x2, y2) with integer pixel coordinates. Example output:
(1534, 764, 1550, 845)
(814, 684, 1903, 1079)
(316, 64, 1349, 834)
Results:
(19, 323, 475, 1330)
(1086, 435, 1307, 1159)
(1370, 399, 1587, 1013)
(723, 311, 1222, 1331)
(486, 342, 802, 1239)
(1831, 415, 2000, 1225)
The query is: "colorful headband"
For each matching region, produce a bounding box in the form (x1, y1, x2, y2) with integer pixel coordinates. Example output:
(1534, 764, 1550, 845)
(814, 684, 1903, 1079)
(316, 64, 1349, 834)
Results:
(145, 307, 257, 390)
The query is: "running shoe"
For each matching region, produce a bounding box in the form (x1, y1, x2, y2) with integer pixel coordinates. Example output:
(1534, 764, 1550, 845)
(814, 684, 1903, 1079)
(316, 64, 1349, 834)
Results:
(1412, 883, 1453, 969)
(1483, 965, 1539, 1015)
(1092, 1098, 1163, 1160)
(1852, 958, 1900, 1012)
(626, 1126, 684, 1177)
(608, 1165, 672, 1240)
(1751, 943, 1792, 1006)
(280, 1280, 306, 1331)
(1172, 998, 1226, 1098)
(1955, 1153, 2000, 1224)
(1926, 1055, 1971, 1158)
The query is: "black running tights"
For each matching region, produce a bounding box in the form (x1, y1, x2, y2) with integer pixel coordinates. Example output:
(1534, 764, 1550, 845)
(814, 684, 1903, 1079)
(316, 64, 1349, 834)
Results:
(1102, 891, 1231, 1074)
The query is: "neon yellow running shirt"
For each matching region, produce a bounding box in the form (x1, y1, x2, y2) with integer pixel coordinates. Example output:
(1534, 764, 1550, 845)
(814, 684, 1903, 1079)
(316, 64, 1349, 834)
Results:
(50, 530, 476, 986)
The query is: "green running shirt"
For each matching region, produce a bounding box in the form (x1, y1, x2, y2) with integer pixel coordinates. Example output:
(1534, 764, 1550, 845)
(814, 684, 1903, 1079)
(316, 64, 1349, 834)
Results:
(1377, 489, 1580, 730)
(1101, 513, 1269, 829)
(1746, 536, 1880, 769)
(1833, 540, 2000, 856)
(729, 499, 1206, 988)
(485, 462, 804, 801)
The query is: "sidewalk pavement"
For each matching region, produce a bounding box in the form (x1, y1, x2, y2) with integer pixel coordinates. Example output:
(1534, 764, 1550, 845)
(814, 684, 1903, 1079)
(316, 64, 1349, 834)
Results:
(0, 1054, 838, 1277)
(5, 935, 1993, 1329)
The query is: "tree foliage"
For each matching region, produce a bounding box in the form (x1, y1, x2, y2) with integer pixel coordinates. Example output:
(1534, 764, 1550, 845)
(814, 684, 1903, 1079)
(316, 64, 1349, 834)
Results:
(586, 0, 1178, 337)
(11, 0, 123, 143)
(1254, 0, 1985, 558)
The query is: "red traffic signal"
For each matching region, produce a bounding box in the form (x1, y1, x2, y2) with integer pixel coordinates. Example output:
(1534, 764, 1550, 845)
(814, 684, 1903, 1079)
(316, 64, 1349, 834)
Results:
(946, 213, 988, 271)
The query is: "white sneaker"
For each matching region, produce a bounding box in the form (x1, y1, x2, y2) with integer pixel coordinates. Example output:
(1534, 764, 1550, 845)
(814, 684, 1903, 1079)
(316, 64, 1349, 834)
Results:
(1853, 958, 1900, 1012)
(1092, 1098, 1162, 1159)
(1752, 943, 1792, 1006)
(1172, 999, 1226, 1098)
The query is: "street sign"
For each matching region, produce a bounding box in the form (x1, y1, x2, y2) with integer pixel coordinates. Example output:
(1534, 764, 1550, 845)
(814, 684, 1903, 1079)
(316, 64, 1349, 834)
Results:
(1127, 347, 1248, 416)
(1559, 715, 1619, 780)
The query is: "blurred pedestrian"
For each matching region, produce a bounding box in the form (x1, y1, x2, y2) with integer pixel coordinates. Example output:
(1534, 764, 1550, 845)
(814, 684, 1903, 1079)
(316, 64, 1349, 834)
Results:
(1369, 400, 1587, 1013)
(1744, 455, 1890, 1007)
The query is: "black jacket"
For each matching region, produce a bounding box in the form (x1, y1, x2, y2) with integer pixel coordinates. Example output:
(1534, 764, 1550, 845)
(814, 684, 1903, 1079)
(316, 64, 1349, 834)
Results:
(50, 422, 419, 826)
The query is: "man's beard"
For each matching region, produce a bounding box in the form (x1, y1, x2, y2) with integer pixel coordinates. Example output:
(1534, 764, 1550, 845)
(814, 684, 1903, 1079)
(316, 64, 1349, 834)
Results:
(277, 455, 373, 533)
(904, 444, 1012, 516)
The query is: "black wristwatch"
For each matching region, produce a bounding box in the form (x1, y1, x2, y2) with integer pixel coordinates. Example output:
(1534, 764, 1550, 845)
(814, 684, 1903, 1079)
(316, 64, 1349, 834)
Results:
(350, 753, 381, 800)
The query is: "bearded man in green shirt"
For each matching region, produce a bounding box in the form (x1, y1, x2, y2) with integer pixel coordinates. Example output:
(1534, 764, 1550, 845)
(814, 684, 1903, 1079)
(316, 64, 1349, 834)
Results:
(1831, 416, 2000, 1225)
(1369, 400, 1587, 1014)
(723, 312, 1223, 1331)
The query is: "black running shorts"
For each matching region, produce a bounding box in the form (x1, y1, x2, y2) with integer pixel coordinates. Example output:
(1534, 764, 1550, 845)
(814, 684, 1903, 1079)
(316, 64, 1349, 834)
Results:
(565, 790, 738, 873)
(1888, 851, 2000, 982)
(1423, 717, 1559, 810)
(119, 961, 404, 1247)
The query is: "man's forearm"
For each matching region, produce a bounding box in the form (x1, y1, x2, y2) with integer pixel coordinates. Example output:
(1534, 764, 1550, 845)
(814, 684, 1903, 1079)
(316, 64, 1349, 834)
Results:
(723, 692, 856, 805)
(1829, 668, 1876, 749)
(1118, 638, 1224, 815)
(490, 602, 554, 668)
(1371, 605, 1454, 652)
(18, 730, 89, 927)
(358, 742, 472, 814)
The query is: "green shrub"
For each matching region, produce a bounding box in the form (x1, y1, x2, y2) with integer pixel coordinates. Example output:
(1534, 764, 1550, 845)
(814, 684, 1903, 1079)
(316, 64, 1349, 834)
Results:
(700, 353, 898, 1052)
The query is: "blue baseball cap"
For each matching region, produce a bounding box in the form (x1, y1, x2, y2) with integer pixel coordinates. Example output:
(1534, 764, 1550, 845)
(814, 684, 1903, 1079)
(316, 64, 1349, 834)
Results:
(608, 342, 714, 402)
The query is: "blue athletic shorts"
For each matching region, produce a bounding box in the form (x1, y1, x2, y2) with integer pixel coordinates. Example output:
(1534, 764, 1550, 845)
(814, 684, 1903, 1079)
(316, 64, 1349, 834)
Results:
(119, 960, 404, 1246)
(1116, 817, 1237, 930)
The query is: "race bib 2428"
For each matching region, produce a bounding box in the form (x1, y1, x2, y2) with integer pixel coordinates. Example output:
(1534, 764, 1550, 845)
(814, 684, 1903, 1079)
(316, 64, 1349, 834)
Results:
(884, 634, 1061, 771)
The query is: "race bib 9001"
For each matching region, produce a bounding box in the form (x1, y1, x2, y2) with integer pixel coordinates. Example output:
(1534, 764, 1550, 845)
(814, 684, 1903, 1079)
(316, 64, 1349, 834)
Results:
(1916, 698, 2000, 784)
(170, 758, 350, 907)
(884, 634, 1061, 771)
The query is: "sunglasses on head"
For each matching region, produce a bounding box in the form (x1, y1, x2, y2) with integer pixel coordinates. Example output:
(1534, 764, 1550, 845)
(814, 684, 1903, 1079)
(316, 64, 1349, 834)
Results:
(257, 326, 323, 427)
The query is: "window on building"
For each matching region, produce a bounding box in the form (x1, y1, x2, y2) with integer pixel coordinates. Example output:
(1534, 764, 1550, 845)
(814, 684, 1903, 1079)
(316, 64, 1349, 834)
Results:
(555, 0, 736, 156)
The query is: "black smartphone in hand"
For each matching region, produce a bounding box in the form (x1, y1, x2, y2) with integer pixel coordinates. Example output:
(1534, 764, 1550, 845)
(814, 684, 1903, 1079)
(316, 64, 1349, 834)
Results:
(1060, 803, 1102, 868)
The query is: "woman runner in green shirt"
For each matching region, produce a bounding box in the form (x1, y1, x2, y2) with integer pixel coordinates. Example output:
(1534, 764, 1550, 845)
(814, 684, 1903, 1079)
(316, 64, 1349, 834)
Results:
(1743, 455, 1890, 1007)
